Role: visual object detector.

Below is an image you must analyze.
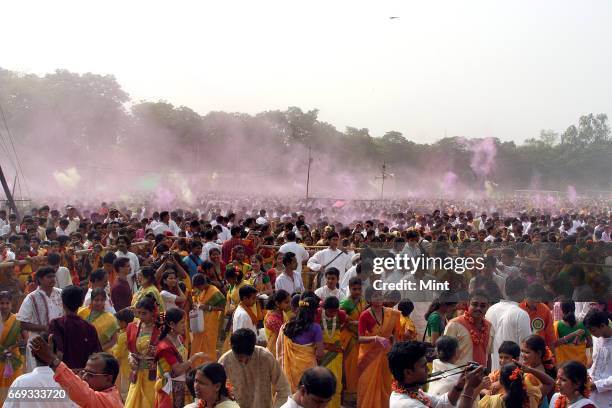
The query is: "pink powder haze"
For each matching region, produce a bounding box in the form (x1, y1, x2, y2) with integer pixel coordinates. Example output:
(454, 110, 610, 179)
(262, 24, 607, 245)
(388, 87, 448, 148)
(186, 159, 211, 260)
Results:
(0, 68, 609, 209)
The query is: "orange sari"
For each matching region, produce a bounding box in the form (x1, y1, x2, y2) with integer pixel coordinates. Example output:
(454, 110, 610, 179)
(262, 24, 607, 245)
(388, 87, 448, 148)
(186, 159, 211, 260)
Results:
(357, 307, 402, 408)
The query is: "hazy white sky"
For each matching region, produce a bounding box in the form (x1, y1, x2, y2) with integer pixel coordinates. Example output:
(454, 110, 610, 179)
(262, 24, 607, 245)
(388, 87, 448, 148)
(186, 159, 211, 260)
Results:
(3, 0, 612, 144)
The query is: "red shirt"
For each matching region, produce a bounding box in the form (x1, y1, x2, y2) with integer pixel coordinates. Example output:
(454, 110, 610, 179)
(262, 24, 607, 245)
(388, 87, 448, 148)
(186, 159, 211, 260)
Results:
(49, 314, 102, 369)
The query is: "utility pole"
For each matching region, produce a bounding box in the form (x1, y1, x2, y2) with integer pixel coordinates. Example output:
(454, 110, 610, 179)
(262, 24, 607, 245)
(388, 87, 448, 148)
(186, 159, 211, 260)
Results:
(305, 145, 312, 199)
(375, 162, 391, 201)
(0, 164, 19, 219)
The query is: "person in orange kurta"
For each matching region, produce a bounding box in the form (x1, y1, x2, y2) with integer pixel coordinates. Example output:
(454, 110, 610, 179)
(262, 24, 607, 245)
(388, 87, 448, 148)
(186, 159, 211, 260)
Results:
(357, 287, 402, 408)
(519, 285, 556, 352)
(30, 335, 123, 408)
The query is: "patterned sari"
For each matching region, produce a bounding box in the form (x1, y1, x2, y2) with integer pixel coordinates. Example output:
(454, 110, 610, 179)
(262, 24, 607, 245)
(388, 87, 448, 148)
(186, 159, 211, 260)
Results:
(320, 311, 346, 408)
(277, 326, 317, 392)
(340, 297, 366, 401)
(132, 285, 165, 312)
(0, 314, 23, 401)
(155, 337, 191, 408)
(264, 311, 284, 358)
(125, 322, 159, 408)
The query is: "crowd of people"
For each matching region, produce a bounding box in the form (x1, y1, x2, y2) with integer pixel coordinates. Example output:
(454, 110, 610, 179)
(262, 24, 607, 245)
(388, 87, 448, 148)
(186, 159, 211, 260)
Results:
(0, 197, 608, 408)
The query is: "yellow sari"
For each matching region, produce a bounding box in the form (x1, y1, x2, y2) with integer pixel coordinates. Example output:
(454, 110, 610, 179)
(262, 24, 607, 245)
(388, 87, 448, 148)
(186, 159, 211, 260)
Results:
(190, 285, 226, 364)
(554, 321, 588, 366)
(340, 297, 366, 401)
(78, 307, 119, 351)
(125, 324, 157, 408)
(320, 314, 343, 408)
(357, 307, 402, 408)
(132, 285, 165, 312)
(112, 328, 130, 400)
(0, 314, 23, 401)
(155, 338, 192, 408)
(278, 327, 317, 392)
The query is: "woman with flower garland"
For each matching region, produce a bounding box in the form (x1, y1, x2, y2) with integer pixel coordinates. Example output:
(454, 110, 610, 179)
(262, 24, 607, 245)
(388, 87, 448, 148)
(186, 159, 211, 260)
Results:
(477, 363, 543, 408)
(77, 287, 119, 351)
(549, 361, 596, 408)
(154, 307, 206, 408)
(264, 289, 291, 358)
(132, 267, 166, 313)
(315, 296, 347, 408)
(193, 362, 239, 408)
(521, 335, 558, 408)
(277, 296, 324, 392)
(357, 287, 403, 408)
(0, 291, 26, 401)
(125, 294, 162, 408)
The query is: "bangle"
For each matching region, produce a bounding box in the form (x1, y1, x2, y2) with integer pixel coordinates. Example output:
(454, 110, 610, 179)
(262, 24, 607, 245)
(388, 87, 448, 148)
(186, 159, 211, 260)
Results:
(461, 393, 474, 400)
(50, 358, 61, 370)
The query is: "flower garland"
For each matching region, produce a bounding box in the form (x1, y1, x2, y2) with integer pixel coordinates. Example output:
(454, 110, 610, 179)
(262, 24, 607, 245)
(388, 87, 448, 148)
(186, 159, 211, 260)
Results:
(462, 311, 490, 345)
(322, 310, 337, 338)
(553, 375, 593, 408)
(391, 381, 431, 408)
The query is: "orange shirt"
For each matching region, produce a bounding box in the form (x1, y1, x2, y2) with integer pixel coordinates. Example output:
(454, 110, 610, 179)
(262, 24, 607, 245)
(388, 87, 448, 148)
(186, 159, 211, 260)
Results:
(54, 362, 123, 408)
(519, 301, 555, 349)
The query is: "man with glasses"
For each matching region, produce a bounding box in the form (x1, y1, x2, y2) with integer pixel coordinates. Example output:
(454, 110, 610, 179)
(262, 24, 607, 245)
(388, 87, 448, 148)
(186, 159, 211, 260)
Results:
(30, 335, 122, 407)
(444, 290, 494, 368)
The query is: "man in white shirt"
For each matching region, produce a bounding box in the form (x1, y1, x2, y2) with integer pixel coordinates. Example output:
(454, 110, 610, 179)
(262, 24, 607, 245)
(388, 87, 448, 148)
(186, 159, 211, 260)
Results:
(255, 209, 268, 226)
(82, 270, 115, 313)
(307, 233, 352, 286)
(232, 285, 258, 335)
(275, 252, 305, 294)
(114, 236, 139, 292)
(4, 333, 77, 408)
(485, 278, 531, 371)
(212, 216, 231, 242)
(279, 232, 310, 275)
(314, 267, 345, 301)
(47, 253, 72, 290)
(200, 230, 222, 262)
(55, 219, 70, 237)
(65, 206, 80, 235)
(16, 267, 64, 372)
(280, 367, 336, 408)
(152, 211, 181, 236)
(584, 309, 612, 408)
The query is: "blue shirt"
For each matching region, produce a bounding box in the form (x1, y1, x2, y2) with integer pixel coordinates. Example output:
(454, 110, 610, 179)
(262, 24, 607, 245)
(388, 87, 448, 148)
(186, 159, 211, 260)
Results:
(183, 254, 203, 277)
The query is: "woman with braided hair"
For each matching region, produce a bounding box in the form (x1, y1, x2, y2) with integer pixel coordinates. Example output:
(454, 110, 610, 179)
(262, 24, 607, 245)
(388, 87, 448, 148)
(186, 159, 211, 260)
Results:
(549, 361, 596, 408)
(277, 296, 324, 392)
(154, 307, 206, 408)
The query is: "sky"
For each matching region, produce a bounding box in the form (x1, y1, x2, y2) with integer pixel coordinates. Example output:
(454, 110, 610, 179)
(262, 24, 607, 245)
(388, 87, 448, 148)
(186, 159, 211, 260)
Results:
(3, 0, 612, 144)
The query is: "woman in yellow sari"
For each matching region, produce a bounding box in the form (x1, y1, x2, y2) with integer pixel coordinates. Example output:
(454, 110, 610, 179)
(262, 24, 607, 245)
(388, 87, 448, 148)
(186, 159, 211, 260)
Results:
(318, 297, 348, 408)
(553, 300, 591, 366)
(0, 291, 25, 401)
(222, 267, 247, 352)
(277, 296, 324, 392)
(264, 289, 291, 357)
(125, 294, 161, 408)
(78, 288, 119, 351)
(477, 363, 542, 408)
(113, 308, 135, 400)
(357, 287, 402, 408)
(132, 267, 165, 313)
(190, 274, 226, 364)
(339, 277, 366, 404)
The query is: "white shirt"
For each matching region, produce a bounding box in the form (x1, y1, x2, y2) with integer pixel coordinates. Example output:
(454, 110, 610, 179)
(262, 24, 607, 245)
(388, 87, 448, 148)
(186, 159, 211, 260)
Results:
(275, 272, 305, 294)
(339, 265, 358, 290)
(83, 287, 115, 314)
(115, 250, 139, 292)
(66, 217, 80, 235)
(152, 220, 181, 236)
(279, 397, 303, 408)
(0, 249, 16, 262)
(427, 360, 459, 397)
(589, 336, 612, 408)
(232, 304, 257, 334)
(390, 390, 453, 408)
(17, 288, 64, 372)
(218, 225, 231, 242)
(256, 216, 268, 225)
(201, 242, 222, 262)
(314, 286, 346, 301)
(160, 290, 178, 311)
(485, 300, 532, 371)
(55, 226, 69, 237)
(279, 242, 310, 275)
(307, 248, 352, 283)
(54, 266, 73, 290)
(3, 366, 78, 408)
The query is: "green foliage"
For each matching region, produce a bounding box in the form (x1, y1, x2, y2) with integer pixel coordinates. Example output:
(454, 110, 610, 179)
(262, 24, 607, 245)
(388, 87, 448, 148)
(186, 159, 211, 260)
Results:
(0, 67, 610, 191)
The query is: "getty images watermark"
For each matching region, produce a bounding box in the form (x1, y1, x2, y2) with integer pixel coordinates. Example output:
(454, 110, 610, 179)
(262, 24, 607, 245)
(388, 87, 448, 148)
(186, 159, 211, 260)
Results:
(370, 254, 485, 292)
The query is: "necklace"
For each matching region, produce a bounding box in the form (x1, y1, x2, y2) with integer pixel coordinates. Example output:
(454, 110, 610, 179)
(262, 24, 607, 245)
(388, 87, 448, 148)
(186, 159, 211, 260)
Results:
(322, 310, 337, 338)
(392, 381, 431, 407)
